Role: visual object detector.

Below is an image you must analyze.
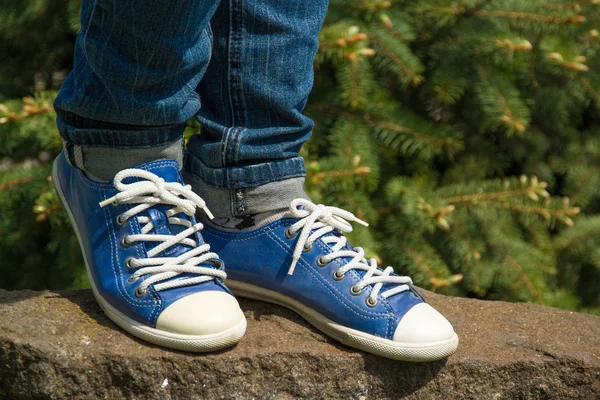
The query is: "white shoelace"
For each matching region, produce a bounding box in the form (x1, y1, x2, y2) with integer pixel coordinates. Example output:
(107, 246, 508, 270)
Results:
(287, 199, 413, 306)
(99, 169, 225, 296)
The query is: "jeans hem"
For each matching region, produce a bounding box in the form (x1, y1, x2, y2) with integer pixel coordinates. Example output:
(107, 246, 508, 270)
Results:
(57, 114, 186, 148)
(184, 150, 306, 189)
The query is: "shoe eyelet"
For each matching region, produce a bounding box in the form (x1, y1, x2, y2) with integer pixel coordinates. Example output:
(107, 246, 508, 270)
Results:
(135, 287, 147, 298)
(333, 270, 345, 281)
(285, 227, 296, 239)
(124, 257, 136, 269)
(350, 285, 362, 296)
(116, 215, 126, 226)
(366, 296, 378, 307)
(121, 237, 132, 248)
(128, 275, 138, 282)
(303, 244, 313, 252)
(317, 256, 329, 267)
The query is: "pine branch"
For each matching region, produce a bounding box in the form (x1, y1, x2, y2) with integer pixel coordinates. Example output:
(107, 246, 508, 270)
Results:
(0, 95, 52, 124)
(472, 201, 580, 224)
(579, 77, 600, 106)
(416, 2, 587, 26)
(438, 176, 581, 225)
(309, 166, 372, 184)
(443, 185, 546, 204)
(567, 166, 600, 207)
(554, 215, 600, 250)
(0, 175, 34, 190)
(542, 1, 600, 11)
(368, 29, 424, 86)
(309, 104, 463, 157)
(398, 242, 462, 290)
(373, 120, 456, 148)
(504, 254, 543, 303)
(474, 10, 586, 25)
(467, 0, 495, 15)
(475, 66, 530, 135)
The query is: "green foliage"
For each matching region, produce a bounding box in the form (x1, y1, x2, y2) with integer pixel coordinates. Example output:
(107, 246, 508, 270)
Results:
(1, 0, 599, 313)
(306, 0, 600, 313)
(0, 0, 78, 98)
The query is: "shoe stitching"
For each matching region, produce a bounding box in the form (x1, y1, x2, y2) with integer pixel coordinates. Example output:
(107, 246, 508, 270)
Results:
(313, 238, 395, 318)
(102, 190, 155, 308)
(122, 201, 163, 323)
(206, 218, 397, 336)
(265, 230, 390, 320)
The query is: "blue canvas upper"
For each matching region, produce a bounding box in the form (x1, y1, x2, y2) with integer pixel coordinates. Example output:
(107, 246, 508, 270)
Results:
(203, 219, 425, 340)
(54, 153, 231, 328)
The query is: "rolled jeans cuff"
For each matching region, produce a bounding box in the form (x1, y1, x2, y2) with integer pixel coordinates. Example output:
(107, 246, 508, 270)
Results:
(184, 151, 308, 217)
(184, 172, 308, 218)
(184, 149, 306, 189)
(56, 112, 186, 148)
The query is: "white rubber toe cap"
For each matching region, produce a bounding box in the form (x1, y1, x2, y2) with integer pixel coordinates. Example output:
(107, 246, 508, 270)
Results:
(156, 291, 244, 336)
(393, 303, 455, 344)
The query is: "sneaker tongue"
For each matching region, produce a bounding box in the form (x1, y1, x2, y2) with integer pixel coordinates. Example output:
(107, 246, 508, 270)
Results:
(134, 159, 182, 184)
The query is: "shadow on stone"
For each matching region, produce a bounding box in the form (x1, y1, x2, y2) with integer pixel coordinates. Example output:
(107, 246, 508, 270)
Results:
(239, 297, 363, 351)
(362, 354, 446, 398)
(0, 289, 46, 305)
(239, 297, 445, 397)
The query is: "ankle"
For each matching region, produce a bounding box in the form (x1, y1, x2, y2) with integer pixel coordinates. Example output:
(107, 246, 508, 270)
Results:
(184, 173, 307, 230)
(68, 138, 184, 182)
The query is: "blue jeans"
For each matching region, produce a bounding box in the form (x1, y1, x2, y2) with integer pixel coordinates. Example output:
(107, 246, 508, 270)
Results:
(55, 0, 328, 192)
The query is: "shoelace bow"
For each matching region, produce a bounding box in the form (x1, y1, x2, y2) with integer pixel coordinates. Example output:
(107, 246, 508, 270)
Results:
(99, 169, 225, 296)
(287, 199, 413, 305)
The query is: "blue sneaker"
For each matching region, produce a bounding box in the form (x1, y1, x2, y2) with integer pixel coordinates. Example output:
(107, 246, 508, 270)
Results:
(203, 199, 458, 361)
(52, 153, 246, 351)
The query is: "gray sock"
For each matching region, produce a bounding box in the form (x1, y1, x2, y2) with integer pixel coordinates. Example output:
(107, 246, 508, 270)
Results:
(184, 172, 307, 231)
(70, 138, 184, 181)
(207, 209, 292, 232)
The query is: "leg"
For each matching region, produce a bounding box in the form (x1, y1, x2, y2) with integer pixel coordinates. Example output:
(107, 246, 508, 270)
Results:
(185, 0, 327, 218)
(189, 0, 459, 360)
(55, 0, 219, 180)
(52, 0, 246, 351)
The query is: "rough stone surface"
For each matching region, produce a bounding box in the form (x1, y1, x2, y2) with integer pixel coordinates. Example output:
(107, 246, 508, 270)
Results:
(0, 289, 599, 400)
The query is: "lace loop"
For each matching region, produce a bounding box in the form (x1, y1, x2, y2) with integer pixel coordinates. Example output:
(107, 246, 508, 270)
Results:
(99, 168, 225, 294)
(287, 199, 413, 300)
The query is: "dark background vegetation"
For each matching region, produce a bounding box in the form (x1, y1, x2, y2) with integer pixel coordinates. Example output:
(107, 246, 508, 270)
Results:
(1, 0, 599, 314)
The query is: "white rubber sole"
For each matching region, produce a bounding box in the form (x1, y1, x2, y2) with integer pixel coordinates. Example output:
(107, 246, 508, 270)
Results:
(227, 279, 458, 361)
(52, 160, 246, 352)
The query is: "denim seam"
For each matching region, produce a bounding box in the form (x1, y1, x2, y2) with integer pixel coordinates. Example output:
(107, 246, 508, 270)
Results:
(226, 0, 236, 125)
(234, 188, 245, 215)
(224, 127, 241, 178)
(221, 127, 234, 170)
(229, 0, 246, 125)
(228, 127, 243, 168)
